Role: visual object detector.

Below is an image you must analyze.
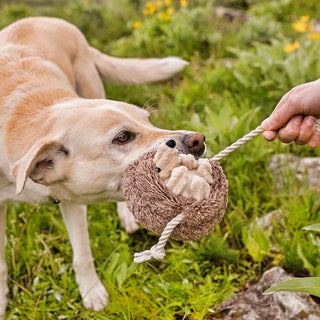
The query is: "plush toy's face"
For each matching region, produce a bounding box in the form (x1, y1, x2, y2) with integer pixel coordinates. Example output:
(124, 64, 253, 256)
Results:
(153, 143, 213, 201)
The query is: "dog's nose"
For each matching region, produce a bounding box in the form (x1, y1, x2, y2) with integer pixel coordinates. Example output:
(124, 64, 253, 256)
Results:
(183, 133, 206, 156)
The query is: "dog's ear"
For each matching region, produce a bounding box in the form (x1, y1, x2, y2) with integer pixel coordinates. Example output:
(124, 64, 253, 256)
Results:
(11, 139, 70, 195)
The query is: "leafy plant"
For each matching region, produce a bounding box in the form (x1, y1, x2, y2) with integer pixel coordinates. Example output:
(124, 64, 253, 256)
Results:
(242, 219, 270, 262)
(264, 223, 320, 297)
(264, 277, 320, 297)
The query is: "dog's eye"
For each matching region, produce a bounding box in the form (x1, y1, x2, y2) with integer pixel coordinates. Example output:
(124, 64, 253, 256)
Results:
(113, 131, 135, 144)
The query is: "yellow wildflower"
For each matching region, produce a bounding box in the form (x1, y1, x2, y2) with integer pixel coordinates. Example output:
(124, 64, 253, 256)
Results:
(292, 16, 313, 33)
(82, 0, 89, 4)
(307, 32, 320, 41)
(155, 0, 163, 9)
(133, 21, 142, 29)
(164, 0, 171, 5)
(180, 0, 187, 7)
(284, 41, 299, 53)
(143, 2, 157, 15)
(271, 254, 284, 266)
(159, 12, 171, 21)
(166, 7, 175, 15)
(300, 15, 310, 22)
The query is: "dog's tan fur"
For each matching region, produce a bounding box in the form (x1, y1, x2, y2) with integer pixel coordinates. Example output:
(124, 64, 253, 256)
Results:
(0, 17, 205, 318)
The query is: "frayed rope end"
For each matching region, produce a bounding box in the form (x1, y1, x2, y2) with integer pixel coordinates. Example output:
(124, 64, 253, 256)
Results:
(134, 244, 166, 263)
(134, 213, 184, 263)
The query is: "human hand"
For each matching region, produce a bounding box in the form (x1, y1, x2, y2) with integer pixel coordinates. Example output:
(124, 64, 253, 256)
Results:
(261, 79, 320, 147)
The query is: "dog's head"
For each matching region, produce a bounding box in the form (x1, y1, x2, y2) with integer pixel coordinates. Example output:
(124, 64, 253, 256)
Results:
(11, 99, 206, 203)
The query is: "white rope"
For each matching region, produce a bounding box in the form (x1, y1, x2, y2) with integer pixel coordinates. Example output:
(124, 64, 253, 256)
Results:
(134, 213, 184, 263)
(211, 120, 320, 161)
(211, 125, 263, 161)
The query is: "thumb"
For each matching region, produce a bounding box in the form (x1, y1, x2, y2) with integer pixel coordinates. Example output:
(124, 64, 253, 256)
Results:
(261, 109, 293, 131)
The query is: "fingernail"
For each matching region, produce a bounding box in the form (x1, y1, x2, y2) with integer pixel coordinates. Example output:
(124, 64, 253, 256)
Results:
(308, 131, 320, 148)
(263, 131, 275, 141)
(294, 116, 302, 125)
(261, 118, 270, 129)
(306, 116, 316, 126)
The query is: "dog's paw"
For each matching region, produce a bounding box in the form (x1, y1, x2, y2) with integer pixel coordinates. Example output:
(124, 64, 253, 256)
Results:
(117, 202, 139, 234)
(0, 291, 8, 320)
(0, 268, 8, 319)
(122, 216, 140, 234)
(80, 279, 109, 311)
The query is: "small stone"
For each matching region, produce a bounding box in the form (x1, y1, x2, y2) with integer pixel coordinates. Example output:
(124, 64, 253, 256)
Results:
(269, 154, 320, 191)
(215, 6, 247, 22)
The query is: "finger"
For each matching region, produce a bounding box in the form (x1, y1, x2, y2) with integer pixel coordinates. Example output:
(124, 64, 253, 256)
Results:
(308, 130, 320, 148)
(261, 107, 294, 131)
(263, 130, 277, 141)
(295, 116, 316, 145)
(278, 115, 302, 143)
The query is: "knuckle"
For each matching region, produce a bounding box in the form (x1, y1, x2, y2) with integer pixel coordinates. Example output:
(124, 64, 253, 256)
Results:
(278, 128, 299, 143)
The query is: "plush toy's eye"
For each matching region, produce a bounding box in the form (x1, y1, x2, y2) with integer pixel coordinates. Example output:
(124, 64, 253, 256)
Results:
(113, 131, 135, 144)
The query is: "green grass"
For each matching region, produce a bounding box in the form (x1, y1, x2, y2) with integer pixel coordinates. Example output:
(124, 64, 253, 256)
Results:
(2, 0, 320, 319)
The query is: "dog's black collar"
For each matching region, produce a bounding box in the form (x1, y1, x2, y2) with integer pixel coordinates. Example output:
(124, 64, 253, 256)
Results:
(49, 196, 60, 204)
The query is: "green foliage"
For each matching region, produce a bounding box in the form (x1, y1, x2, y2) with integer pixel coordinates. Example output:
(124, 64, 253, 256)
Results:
(223, 39, 320, 111)
(108, 1, 221, 59)
(264, 221, 320, 297)
(53, 0, 141, 49)
(2, 0, 320, 318)
(0, 4, 31, 29)
(242, 220, 270, 262)
(248, 0, 293, 22)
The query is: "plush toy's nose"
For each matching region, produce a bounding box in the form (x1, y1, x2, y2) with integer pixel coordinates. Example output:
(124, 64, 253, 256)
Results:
(183, 133, 206, 156)
(166, 140, 176, 148)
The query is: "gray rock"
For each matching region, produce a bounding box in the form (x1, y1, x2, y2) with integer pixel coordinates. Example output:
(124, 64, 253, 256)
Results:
(249, 210, 285, 253)
(250, 209, 284, 232)
(215, 6, 247, 22)
(270, 154, 320, 191)
(210, 267, 320, 320)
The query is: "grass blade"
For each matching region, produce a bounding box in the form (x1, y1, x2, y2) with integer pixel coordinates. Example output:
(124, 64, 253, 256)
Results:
(303, 224, 320, 232)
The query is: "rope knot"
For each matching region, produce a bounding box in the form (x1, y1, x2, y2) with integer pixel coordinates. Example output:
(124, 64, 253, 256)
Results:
(134, 213, 185, 263)
(134, 244, 166, 263)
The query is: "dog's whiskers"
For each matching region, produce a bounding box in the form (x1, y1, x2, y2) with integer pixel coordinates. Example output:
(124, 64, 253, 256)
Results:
(142, 97, 159, 114)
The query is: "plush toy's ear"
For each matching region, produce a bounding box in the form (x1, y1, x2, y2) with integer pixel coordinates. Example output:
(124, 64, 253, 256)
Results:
(11, 139, 69, 195)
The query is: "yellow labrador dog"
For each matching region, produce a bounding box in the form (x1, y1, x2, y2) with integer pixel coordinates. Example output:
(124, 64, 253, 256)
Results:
(0, 17, 206, 317)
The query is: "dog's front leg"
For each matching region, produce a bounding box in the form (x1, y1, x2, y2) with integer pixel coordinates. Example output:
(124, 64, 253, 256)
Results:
(0, 204, 8, 320)
(59, 202, 108, 311)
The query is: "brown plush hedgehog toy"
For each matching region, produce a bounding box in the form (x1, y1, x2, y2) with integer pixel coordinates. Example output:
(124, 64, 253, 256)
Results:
(122, 124, 264, 263)
(122, 140, 229, 263)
